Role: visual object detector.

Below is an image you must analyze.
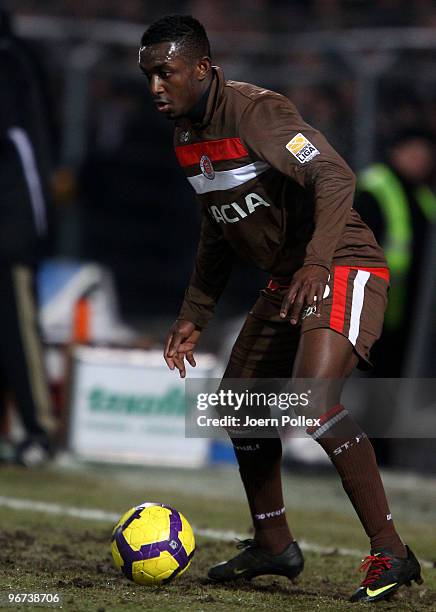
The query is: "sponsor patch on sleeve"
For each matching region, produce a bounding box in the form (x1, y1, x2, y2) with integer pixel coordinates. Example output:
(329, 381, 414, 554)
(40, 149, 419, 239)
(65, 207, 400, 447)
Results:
(286, 133, 320, 164)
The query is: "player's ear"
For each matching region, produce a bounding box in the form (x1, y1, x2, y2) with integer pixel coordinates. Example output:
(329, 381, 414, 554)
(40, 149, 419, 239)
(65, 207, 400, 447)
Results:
(196, 56, 211, 81)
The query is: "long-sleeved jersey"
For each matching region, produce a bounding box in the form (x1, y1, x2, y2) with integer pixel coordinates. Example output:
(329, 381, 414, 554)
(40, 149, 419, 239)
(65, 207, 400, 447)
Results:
(175, 67, 386, 328)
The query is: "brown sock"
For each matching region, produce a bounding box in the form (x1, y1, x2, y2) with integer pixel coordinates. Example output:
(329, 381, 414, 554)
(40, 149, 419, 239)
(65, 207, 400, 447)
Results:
(307, 404, 406, 558)
(232, 437, 294, 555)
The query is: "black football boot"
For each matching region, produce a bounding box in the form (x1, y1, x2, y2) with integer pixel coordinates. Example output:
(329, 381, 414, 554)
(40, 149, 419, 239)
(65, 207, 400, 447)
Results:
(350, 545, 423, 603)
(208, 539, 304, 583)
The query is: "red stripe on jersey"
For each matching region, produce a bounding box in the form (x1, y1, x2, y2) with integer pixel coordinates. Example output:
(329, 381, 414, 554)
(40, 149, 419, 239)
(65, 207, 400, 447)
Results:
(349, 266, 390, 282)
(330, 266, 350, 333)
(175, 137, 249, 167)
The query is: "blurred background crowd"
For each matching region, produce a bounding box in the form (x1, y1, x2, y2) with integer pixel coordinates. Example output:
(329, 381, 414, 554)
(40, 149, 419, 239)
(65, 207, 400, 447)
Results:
(8, 0, 436, 29)
(0, 1, 435, 468)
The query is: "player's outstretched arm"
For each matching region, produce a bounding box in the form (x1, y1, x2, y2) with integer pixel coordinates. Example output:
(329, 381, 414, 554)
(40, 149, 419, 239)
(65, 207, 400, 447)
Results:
(164, 319, 202, 378)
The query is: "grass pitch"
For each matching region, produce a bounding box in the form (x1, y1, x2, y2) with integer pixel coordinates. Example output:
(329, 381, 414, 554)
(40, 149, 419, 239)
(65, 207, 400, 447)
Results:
(0, 462, 435, 611)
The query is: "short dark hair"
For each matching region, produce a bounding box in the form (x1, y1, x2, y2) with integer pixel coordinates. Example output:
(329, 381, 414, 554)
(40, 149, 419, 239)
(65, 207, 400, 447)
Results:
(140, 15, 211, 61)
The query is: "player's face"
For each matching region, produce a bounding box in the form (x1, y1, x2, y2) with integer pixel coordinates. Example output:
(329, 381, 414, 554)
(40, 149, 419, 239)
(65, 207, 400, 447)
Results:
(139, 42, 210, 120)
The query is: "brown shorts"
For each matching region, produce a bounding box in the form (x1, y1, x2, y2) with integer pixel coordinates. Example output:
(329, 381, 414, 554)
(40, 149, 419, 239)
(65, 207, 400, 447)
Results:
(224, 265, 389, 377)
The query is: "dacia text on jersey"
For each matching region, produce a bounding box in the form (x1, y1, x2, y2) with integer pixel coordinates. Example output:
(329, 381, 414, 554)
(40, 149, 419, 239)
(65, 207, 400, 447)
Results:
(209, 192, 270, 224)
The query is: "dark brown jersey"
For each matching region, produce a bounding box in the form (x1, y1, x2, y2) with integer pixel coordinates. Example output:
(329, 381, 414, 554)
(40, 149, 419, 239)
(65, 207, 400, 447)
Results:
(174, 67, 386, 328)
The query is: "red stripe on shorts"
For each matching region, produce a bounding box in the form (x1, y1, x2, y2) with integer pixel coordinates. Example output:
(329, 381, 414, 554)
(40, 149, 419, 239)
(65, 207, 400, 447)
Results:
(349, 266, 390, 282)
(330, 266, 351, 333)
(175, 137, 249, 167)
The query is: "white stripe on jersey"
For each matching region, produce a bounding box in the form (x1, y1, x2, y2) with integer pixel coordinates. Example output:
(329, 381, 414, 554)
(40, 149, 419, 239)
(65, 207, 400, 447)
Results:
(187, 160, 270, 194)
(8, 126, 47, 236)
(348, 270, 370, 345)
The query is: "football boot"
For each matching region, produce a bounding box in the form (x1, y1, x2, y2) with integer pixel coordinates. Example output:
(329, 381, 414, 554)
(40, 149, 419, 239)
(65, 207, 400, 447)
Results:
(350, 545, 423, 603)
(208, 538, 304, 582)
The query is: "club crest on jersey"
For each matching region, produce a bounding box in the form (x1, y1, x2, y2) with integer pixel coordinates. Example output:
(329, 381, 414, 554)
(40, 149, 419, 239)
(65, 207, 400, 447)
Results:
(286, 133, 320, 164)
(200, 155, 215, 180)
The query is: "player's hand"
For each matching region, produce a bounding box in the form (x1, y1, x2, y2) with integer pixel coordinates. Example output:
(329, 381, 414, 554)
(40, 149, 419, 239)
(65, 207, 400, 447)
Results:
(164, 319, 201, 378)
(280, 264, 329, 325)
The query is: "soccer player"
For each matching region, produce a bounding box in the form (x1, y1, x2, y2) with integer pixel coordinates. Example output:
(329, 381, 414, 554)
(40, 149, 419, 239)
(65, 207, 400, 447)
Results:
(139, 15, 422, 602)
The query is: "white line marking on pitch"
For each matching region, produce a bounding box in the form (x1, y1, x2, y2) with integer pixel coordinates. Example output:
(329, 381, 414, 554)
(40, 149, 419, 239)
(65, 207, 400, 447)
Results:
(0, 496, 433, 569)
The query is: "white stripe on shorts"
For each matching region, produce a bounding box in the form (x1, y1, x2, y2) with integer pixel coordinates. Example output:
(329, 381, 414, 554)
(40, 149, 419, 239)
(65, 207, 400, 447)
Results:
(348, 270, 371, 346)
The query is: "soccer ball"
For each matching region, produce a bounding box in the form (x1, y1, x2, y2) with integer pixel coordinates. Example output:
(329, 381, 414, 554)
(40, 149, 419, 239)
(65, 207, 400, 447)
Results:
(111, 502, 195, 585)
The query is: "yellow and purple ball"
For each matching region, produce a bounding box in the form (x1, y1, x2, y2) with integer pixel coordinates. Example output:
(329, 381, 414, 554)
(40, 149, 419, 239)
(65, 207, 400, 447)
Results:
(111, 503, 195, 585)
